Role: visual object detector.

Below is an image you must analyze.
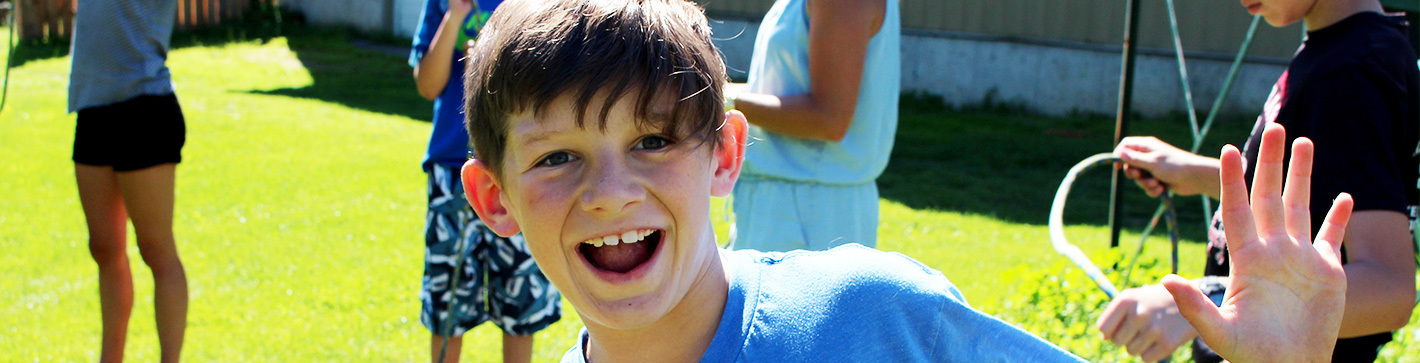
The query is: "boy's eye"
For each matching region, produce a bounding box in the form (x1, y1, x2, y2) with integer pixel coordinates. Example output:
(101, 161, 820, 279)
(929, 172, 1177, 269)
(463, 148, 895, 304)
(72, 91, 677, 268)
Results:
(537, 151, 578, 167)
(635, 135, 673, 150)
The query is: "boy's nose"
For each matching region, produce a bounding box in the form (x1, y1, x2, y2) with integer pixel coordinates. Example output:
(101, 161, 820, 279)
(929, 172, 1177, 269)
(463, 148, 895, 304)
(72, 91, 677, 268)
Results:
(580, 160, 646, 214)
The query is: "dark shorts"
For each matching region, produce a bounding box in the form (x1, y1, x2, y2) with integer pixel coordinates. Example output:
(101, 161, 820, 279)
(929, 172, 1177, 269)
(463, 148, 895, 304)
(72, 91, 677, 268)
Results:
(420, 164, 561, 337)
(73, 94, 186, 171)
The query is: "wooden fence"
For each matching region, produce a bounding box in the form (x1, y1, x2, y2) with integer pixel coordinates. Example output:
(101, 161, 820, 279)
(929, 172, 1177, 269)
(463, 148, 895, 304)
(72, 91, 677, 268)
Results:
(11, 0, 274, 41)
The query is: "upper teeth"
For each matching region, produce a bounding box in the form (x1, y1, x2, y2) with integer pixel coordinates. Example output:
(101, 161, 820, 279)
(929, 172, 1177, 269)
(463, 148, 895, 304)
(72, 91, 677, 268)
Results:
(583, 229, 654, 247)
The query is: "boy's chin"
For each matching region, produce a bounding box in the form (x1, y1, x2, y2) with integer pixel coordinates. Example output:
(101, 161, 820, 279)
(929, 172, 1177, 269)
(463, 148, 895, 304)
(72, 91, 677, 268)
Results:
(1262, 15, 1298, 27)
(581, 295, 678, 331)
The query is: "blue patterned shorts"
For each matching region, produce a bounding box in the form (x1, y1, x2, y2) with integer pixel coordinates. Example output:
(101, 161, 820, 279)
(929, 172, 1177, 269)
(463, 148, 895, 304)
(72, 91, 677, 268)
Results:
(421, 164, 561, 337)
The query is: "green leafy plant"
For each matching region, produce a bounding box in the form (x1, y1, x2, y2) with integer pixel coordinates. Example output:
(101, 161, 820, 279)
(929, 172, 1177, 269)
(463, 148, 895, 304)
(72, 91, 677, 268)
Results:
(997, 248, 1195, 361)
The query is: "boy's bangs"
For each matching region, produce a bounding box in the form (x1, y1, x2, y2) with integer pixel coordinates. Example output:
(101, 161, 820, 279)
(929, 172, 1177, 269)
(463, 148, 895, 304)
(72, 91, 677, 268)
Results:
(512, 0, 719, 144)
(467, 0, 726, 174)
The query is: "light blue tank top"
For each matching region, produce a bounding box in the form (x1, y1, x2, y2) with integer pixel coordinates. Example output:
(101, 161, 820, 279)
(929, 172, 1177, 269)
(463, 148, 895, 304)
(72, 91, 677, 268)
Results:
(68, 0, 179, 112)
(742, 0, 900, 185)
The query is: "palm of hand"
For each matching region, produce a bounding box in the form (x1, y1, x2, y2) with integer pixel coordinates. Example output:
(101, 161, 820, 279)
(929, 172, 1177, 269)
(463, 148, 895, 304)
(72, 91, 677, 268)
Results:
(1163, 123, 1351, 363)
(1210, 226, 1346, 361)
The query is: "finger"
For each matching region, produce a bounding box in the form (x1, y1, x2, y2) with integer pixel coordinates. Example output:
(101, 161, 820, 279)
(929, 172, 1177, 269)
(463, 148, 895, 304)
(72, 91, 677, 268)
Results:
(1125, 165, 1144, 180)
(1135, 179, 1163, 197)
(1147, 184, 1164, 198)
(1218, 145, 1260, 252)
(1117, 149, 1157, 171)
(1126, 327, 1160, 356)
(1097, 301, 1127, 339)
(1161, 275, 1226, 343)
(1141, 341, 1173, 363)
(1314, 193, 1354, 263)
(1283, 137, 1314, 242)
(1250, 123, 1288, 236)
(1115, 140, 1150, 155)
(1113, 314, 1143, 348)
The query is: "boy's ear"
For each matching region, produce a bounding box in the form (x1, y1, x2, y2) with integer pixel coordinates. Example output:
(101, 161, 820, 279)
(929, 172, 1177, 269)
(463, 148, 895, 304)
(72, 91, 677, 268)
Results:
(461, 159, 522, 237)
(711, 110, 748, 197)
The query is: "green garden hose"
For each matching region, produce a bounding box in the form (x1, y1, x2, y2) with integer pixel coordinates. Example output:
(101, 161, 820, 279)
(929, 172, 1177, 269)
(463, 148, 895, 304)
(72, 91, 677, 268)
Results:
(1, 1, 14, 116)
(1049, 153, 1179, 299)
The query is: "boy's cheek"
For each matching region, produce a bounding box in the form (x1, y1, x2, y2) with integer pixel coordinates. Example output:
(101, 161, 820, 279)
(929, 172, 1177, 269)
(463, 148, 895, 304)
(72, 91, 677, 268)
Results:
(523, 241, 568, 281)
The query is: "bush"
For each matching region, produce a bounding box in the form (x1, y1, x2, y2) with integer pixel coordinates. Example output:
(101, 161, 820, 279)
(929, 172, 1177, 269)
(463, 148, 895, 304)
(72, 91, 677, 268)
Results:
(996, 249, 1193, 361)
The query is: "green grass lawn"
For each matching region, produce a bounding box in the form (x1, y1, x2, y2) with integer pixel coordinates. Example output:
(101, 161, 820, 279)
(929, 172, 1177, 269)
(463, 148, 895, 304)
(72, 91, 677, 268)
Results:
(2, 25, 1416, 361)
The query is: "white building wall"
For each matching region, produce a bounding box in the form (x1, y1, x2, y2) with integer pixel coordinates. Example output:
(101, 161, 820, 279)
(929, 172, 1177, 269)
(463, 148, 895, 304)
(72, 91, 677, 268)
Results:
(392, 0, 424, 39)
(279, 2, 1289, 118)
(708, 17, 1285, 118)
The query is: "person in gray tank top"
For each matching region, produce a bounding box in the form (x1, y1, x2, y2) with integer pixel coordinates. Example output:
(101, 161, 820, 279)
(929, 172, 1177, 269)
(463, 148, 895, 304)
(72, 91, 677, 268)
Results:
(68, 0, 189, 361)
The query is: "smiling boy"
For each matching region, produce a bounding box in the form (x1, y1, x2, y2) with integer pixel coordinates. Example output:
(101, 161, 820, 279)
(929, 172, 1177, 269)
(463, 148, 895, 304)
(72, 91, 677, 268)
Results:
(454, 0, 1364, 361)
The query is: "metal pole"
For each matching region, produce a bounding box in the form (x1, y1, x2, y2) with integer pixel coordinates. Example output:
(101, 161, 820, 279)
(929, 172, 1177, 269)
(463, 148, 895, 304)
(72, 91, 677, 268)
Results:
(1110, 0, 1143, 248)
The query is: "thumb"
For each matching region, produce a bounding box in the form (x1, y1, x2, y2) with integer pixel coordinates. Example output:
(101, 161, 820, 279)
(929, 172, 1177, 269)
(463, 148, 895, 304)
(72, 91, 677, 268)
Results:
(1161, 275, 1226, 341)
(1116, 149, 1158, 171)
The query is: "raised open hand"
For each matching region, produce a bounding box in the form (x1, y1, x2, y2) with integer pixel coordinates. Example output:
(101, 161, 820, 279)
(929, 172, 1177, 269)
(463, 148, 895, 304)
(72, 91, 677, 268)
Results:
(1160, 123, 1352, 362)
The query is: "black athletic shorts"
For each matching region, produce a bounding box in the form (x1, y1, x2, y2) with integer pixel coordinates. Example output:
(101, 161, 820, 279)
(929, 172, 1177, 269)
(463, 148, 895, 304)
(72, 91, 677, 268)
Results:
(73, 94, 186, 172)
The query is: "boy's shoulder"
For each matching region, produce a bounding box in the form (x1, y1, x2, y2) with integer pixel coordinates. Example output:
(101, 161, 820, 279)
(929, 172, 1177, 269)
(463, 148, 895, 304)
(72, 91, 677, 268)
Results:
(727, 244, 972, 327)
(730, 244, 958, 294)
(711, 245, 963, 360)
(1298, 12, 1415, 77)
(711, 246, 1083, 361)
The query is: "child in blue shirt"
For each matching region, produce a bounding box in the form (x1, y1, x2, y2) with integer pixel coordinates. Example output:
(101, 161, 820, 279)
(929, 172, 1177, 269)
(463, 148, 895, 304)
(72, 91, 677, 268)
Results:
(456, 0, 1360, 361)
(410, 0, 560, 361)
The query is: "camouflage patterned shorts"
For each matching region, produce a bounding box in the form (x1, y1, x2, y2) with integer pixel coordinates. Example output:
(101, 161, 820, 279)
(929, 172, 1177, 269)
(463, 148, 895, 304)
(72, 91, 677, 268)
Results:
(421, 164, 561, 337)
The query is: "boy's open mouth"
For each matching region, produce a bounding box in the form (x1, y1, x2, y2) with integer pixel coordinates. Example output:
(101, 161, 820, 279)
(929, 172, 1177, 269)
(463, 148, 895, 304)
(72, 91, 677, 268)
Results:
(579, 229, 662, 274)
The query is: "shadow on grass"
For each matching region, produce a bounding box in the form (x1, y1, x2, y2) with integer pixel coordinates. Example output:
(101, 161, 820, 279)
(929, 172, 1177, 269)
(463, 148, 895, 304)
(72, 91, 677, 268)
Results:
(245, 26, 428, 122)
(877, 93, 1256, 242)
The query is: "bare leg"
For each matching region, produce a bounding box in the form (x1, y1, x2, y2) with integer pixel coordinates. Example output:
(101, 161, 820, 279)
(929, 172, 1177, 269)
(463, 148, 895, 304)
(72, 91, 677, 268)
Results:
(77, 164, 134, 363)
(431, 334, 463, 363)
(115, 163, 186, 363)
(502, 334, 534, 363)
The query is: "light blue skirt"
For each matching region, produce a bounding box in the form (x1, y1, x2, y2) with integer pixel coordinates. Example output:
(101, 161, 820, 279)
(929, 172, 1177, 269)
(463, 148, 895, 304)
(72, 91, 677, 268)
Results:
(729, 177, 879, 252)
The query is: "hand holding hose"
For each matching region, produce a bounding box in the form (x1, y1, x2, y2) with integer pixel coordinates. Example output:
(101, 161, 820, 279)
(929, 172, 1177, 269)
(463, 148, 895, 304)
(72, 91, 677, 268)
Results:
(1114, 136, 1222, 199)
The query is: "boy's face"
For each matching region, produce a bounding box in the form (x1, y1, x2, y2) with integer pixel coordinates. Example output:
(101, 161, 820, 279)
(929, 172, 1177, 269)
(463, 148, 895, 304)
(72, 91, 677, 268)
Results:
(462, 90, 747, 329)
(1241, 0, 1315, 26)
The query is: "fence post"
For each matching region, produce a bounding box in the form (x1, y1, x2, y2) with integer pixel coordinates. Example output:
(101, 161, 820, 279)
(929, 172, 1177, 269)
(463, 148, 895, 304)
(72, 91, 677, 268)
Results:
(1110, 0, 1143, 249)
(59, 0, 73, 38)
(17, 0, 39, 39)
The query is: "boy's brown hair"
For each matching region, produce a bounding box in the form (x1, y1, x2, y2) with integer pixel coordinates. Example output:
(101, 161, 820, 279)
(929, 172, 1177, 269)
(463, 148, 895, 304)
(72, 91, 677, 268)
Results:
(463, 0, 728, 177)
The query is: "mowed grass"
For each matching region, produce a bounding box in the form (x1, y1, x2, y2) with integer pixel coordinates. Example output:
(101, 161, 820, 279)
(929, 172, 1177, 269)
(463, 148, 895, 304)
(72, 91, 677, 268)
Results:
(2, 25, 1417, 361)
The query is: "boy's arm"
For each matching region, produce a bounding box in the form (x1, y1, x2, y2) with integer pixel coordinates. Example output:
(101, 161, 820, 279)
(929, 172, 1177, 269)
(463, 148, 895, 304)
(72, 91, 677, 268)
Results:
(1164, 123, 1352, 362)
(1335, 211, 1417, 337)
(413, 0, 473, 101)
(727, 0, 884, 142)
(1300, 65, 1417, 337)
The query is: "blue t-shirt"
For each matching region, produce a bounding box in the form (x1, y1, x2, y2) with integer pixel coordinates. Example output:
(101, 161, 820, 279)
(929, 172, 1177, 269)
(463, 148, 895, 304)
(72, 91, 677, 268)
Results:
(409, 0, 501, 172)
(561, 245, 1084, 362)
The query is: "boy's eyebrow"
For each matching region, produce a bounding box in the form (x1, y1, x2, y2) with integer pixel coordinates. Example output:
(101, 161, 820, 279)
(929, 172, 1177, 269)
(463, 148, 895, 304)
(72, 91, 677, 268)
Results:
(515, 129, 560, 147)
(646, 111, 672, 123)
(509, 118, 567, 147)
